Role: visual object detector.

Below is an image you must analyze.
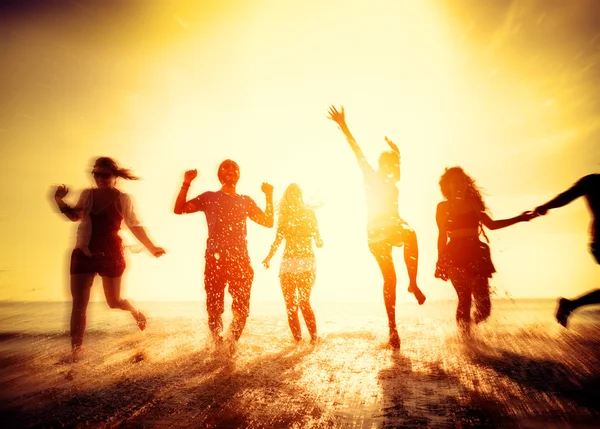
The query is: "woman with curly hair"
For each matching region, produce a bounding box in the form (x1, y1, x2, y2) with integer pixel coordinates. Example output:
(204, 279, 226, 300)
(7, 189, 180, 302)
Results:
(435, 167, 534, 333)
(53, 157, 165, 354)
(263, 184, 323, 343)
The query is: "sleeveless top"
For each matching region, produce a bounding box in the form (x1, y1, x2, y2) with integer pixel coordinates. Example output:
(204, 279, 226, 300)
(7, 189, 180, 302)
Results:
(446, 210, 479, 231)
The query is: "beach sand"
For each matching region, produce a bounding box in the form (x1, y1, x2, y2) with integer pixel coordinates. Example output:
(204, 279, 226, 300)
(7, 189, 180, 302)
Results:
(0, 300, 599, 428)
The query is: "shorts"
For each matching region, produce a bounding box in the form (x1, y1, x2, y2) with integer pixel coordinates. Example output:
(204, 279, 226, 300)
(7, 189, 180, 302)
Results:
(204, 253, 254, 319)
(367, 219, 413, 258)
(70, 235, 125, 277)
(279, 257, 316, 276)
(439, 237, 496, 278)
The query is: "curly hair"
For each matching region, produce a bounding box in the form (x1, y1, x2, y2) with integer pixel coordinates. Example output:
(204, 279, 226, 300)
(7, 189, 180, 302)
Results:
(439, 166, 490, 241)
(94, 157, 139, 180)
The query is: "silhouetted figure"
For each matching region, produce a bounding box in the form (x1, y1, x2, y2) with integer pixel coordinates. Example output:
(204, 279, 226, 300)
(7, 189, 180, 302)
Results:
(435, 167, 534, 334)
(327, 105, 425, 349)
(174, 160, 274, 346)
(263, 184, 323, 343)
(533, 174, 600, 327)
(53, 157, 165, 354)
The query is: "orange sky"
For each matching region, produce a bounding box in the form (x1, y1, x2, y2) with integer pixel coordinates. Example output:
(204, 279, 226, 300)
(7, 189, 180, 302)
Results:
(0, 0, 598, 303)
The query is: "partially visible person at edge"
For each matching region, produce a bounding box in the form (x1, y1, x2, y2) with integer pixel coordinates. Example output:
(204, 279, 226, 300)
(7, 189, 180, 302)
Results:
(263, 184, 323, 344)
(327, 105, 426, 350)
(174, 160, 274, 348)
(53, 157, 165, 356)
(533, 173, 600, 327)
(435, 167, 535, 335)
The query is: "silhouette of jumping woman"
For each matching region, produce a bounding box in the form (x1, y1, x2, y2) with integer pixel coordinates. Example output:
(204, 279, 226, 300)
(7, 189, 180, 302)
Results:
(53, 157, 165, 354)
(263, 184, 323, 343)
(174, 160, 274, 347)
(533, 173, 600, 327)
(435, 167, 535, 334)
(327, 105, 425, 349)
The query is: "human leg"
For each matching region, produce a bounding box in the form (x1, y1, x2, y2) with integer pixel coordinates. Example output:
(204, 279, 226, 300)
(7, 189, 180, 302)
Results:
(101, 276, 146, 330)
(297, 271, 317, 341)
(204, 258, 227, 342)
(472, 276, 491, 324)
(370, 242, 400, 348)
(70, 274, 94, 349)
(229, 263, 254, 341)
(556, 289, 600, 327)
(449, 270, 473, 333)
(402, 228, 426, 305)
(280, 274, 302, 341)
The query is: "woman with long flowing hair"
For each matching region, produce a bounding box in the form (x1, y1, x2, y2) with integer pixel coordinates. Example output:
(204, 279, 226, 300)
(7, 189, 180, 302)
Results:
(435, 167, 534, 334)
(53, 157, 165, 354)
(263, 184, 323, 343)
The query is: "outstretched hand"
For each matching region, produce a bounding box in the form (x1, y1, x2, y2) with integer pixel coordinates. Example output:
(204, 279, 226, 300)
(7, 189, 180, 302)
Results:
(327, 105, 346, 126)
(519, 211, 537, 222)
(262, 258, 270, 269)
(384, 137, 400, 154)
(150, 246, 166, 258)
(55, 184, 69, 199)
(183, 169, 198, 183)
(261, 182, 274, 196)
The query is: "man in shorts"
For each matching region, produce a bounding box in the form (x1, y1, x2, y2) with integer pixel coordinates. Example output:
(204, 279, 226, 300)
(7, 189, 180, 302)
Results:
(174, 160, 274, 343)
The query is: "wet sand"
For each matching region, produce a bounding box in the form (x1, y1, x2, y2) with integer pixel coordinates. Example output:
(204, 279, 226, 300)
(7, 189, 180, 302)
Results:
(0, 301, 599, 428)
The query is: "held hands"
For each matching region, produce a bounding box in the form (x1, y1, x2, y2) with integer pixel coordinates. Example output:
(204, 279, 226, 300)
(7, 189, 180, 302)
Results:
(327, 105, 346, 126)
(55, 184, 69, 199)
(183, 169, 198, 184)
(261, 182, 274, 197)
(533, 205, 548, 217)
(519, 211, 537, 222)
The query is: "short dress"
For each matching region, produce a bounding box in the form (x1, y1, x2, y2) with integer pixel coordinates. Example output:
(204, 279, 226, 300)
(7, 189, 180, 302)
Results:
(439, 210, 496, 278)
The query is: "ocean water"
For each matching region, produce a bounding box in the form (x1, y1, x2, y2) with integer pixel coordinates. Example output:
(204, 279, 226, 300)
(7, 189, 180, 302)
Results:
(1, 299, 599, 428)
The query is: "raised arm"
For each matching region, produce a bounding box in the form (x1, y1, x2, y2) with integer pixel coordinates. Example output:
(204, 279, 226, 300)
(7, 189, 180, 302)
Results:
(53, 185, 85, 222)
(327, 105, 372, 176)
(479, 210, 535, 231)
(174, 169, 201, 214)
(248, 183, 274, 228)
(534, 176, 590, 216)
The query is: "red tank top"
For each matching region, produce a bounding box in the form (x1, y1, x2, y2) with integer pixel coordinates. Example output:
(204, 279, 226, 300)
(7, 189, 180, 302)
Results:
(90, 199, 122, 236)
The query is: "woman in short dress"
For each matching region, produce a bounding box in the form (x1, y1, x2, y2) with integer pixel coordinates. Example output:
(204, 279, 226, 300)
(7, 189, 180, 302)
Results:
(53, 157, 165, 352)
(263, 184, 323, 343)
(435, 167, 534, 333)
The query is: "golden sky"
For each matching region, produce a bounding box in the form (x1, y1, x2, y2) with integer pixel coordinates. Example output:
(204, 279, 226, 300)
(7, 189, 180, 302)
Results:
(1, 0, 598, 303)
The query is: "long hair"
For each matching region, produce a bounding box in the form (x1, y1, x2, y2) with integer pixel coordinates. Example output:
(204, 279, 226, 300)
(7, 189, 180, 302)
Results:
(277, 183, 312, 234)
(94, 157, 139, 180)
(439, 167, 490, 241)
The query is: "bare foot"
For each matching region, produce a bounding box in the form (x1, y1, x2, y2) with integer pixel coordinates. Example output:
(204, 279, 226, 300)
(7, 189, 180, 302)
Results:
(408, 283, 426, 305)
(555, 298, 573, 328)
(134, 311, 147, 331)
(389, 328, 400, 349)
